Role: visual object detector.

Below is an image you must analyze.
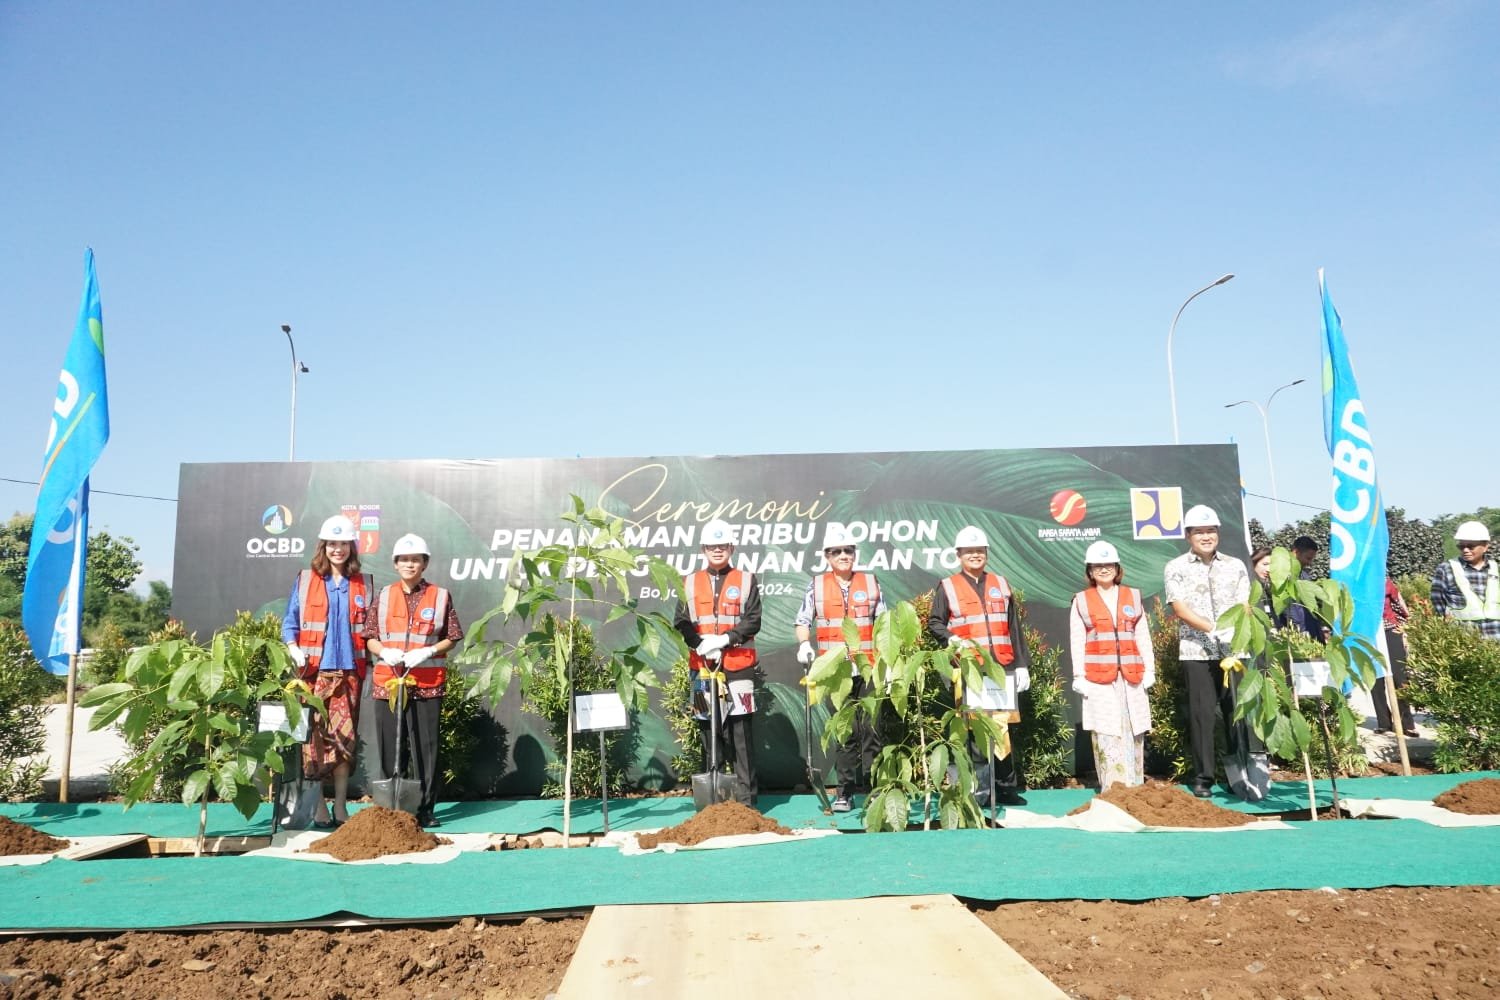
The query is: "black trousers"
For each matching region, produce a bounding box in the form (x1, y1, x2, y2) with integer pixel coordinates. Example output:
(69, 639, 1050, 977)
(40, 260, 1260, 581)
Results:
(969, 719, 1020, 806)
(699, 713, 757, 798)
(832, 676, 883, 797)
(374, 695, 442, 813)
(1372, 628, 1415, 733)
(1182, 658, 1235, 786)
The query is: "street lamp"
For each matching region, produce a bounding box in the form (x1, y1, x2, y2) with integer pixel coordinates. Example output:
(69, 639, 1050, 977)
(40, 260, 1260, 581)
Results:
(1166, 273, 1236, 444)
(281, 324, 308, 461)
(1225, 378, 1305, 526)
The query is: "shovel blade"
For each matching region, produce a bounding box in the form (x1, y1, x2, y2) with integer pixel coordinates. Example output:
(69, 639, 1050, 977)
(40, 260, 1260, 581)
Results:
(369, 778, 422, 814)
(807, 768, 833, 814)
(691, 770, 742, 811)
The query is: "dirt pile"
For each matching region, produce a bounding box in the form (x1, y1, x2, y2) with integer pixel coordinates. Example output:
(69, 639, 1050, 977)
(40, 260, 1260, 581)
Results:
(1070, 782, 1255, 827)
(0, 914, 584, 999)
(636, 800, 791, 848)
(306, 806, 449, 861)
(1434, 777, 1500, 815)
(0, 816, 68, 857)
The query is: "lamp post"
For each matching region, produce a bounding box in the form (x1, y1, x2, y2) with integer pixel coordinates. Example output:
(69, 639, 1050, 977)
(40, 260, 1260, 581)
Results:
(1225, 378, 1305, 526)
(281, 324, 308, 461)
(1166, 273, 1236, 444)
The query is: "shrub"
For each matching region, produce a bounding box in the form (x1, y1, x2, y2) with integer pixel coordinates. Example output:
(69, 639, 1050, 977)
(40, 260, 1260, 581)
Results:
(662, 656, 702, 783)
(0, 624, 54, 801)
(1017, 618, 1072, 789)
(1145, 597, 1191, 780)
(1403, 597, 1500, 772)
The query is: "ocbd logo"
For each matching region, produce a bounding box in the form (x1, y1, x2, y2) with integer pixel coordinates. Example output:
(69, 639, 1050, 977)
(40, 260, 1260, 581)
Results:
(262, 505, 294, 535)
(248, 504, 305, 558)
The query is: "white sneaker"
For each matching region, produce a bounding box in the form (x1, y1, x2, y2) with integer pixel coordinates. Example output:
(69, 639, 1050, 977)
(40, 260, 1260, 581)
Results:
(831, 796, 853, 813)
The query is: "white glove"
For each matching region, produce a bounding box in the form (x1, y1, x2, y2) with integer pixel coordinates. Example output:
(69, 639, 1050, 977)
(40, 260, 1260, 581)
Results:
(403, 647, 435, 670)
(1210, 627, 1235, 647)
(1071, 673, 1087, 695)
(380, 647, 406, 667)
(1014, 667, 1031, 694)
(696, 634, 730, 657)
(1142, 669, 1156, 690)
(286, 643, 307, 669)
(947, 636, 975, 650)
(797, 641, 816, 665)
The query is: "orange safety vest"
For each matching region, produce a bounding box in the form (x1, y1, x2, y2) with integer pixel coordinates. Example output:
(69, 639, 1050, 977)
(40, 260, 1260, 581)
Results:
(683, 569, 757, 673)
(293, 570, 374, 680)
(373, 582, 451, 694)
(1078, 586, 1146, 684)
(941, 572, 1015, 665)
(813, 572, 880, 656)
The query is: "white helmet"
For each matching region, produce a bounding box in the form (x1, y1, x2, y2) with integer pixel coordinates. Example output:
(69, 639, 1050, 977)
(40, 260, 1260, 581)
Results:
(1085, 540, 1120, 565)
(820, 524, 856, 552)
(1454, 520, 1491, 543)
(318, 515, 359, 542)
(700, 519, 735, 547)
(954, 525, 988, 549)
(392, 533, 430, 559)
(1183, 505, 1221, 529)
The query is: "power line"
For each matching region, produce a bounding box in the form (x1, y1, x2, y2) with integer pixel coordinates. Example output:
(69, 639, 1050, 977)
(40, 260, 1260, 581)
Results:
(0, 476, 177, 503)
(1242, 490, 1325, 513)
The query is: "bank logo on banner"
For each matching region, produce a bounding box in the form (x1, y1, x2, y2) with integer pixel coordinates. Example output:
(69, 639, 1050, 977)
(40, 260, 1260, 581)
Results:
(342, 503, 382, 554)
(1049, 489, 1087, 526)
(246, 503, 305, 558)
(1131, 487, 1185, 540)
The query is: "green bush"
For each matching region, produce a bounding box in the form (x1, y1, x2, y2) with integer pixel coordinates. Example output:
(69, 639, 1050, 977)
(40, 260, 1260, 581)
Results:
(662, 655, 702, 783)
(521, 615, 640, 798)
(1145, 597, 1191, 781)
(438, 666, 491, 797)
(1017, 618, 1072, 789)
(0, 624, 55, 801)
(1403, 596, 1500, 772)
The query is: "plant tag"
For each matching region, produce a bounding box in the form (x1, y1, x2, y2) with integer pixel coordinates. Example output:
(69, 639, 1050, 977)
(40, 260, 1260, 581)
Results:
(574, 691, 629, 732)
(965, 675, 1016, 711)
(1291, 660, 1332, 698)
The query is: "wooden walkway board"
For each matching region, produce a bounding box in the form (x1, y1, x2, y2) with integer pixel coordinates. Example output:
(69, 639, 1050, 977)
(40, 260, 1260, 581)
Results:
(557, 893, 1065, 998)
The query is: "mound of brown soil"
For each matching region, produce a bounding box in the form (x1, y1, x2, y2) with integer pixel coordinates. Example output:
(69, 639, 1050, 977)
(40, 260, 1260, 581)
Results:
(636, 800, 791, 848)
(0, 815, 68, 856)
(306, 806, 449, 862)
(1070, 782, 1255, 828)
(1434, 777, 1500, 815)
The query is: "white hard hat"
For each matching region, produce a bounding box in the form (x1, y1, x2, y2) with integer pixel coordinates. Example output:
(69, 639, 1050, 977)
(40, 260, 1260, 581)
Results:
(1085, 540, 1120, 565)
(318, 515, 359, 542)
(392, 533, 430, 559)
(1454, 520, 1491, 542)
(700, 519, 735, 547)
(1183, 505, 1221, 529)
(954, 525, 988, 549)
(820, 524, 855, 551)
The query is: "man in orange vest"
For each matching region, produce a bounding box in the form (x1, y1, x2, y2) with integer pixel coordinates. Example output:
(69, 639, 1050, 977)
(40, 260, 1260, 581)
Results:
(363, 533, 463, 828)
(674, 518, 762, 801)
(926, 525, 1031, 807)
(794, 524, 886, 812)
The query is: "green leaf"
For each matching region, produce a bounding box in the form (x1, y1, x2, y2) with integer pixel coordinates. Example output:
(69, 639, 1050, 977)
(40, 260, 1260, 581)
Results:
(213, 767, 238, 803)
(199, 656, 226, 700)
(182, 769, 210, 806)
(79, 682, 133, 707)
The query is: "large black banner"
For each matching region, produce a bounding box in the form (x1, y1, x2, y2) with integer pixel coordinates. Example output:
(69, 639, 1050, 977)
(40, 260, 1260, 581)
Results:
(174, 445, 1244, 791)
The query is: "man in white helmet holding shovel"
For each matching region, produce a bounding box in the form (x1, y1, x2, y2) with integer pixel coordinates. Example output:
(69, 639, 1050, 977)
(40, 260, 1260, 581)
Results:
(927, 525, 1031, 808)
(364, 533, 463, 828)
(794, 524, 887, 812)
(674, 518, 762, 802)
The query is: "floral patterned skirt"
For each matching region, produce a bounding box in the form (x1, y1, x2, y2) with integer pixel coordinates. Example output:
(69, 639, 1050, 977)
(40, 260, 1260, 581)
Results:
(302, 670, 361, 780)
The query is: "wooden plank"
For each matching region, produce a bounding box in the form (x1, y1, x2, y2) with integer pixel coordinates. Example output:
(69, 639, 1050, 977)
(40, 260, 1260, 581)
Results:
(146, 836, 269, 856)
(557, 893, 1065, 998)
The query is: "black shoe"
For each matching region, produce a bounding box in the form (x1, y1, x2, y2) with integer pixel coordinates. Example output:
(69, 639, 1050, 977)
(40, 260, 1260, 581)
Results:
(1402, 729, 1420, 738)
(1191, 782, 1212, 799)
(312, 818, 335, 830)
(996, 789, 1027, 807)
(416, 811, 440, 828)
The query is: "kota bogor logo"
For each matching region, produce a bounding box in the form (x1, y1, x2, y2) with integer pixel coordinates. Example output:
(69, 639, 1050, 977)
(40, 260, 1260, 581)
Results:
(342, 503, 382, 554)
(1049, 489, 1087, 527)
(247, 504, 306, 558)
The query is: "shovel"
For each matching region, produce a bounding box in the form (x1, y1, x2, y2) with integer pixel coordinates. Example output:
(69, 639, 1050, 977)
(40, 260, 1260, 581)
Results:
(370, 674, 422, 814)
(802, 665, 833, 814)
(691, 666, 738, 811)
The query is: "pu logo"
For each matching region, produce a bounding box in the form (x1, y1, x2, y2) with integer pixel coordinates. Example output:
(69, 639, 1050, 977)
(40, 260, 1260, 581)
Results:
(1131, 487, 1185, 540)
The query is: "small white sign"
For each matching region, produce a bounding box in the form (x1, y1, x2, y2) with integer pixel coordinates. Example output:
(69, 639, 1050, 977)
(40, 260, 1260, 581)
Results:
(257, 702, 311, 742)
(1291, 660, 1333, 698)
(575, 691, 629, 732)
(965, 674, 1016, 712)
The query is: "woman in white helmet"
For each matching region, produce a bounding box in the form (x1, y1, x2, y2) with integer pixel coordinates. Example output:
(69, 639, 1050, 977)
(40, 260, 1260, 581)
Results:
(280, 515, 375, 827)
(1068, 540, 1154, 791)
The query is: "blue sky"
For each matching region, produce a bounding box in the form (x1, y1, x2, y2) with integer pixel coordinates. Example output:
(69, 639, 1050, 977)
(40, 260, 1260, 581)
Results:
(3, 2, 1497, 588)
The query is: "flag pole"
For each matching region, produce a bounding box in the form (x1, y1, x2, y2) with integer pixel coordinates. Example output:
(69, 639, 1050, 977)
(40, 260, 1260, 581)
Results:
(59, 653, 79, 803)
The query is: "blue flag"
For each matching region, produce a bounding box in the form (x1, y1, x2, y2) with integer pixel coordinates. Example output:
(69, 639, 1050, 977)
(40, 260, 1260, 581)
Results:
(22, 250, 110, 676)
(1319, 269, 1389, 675)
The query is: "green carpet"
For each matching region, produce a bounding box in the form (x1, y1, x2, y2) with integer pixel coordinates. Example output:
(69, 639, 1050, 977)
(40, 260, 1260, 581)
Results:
(4, 817, 1499, 931)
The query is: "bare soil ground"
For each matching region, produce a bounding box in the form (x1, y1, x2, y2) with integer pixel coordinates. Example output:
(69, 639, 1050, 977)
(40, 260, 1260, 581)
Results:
(635, 799, 789, 848)
(1070, 782, 1256, 827)
(1433, 778, 1500, 815)
(0, 819, 67, 857)
(306, 807, 449, 862)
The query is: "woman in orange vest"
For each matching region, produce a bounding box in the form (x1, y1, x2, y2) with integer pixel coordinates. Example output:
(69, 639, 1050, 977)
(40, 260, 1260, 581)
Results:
(1067, 540, 1154, 790)
(281, 515, 374, 828)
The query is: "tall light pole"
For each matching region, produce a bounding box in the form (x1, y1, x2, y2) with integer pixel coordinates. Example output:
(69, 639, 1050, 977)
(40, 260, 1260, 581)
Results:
(1225, 377, 1305, 526)
(1167, 273, 1235, 444)
(282, 324, 308, 461)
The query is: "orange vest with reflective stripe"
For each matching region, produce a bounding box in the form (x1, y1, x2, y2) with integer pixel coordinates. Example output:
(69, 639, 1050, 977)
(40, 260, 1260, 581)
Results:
(941, 572, 1014, 665)
(683, 569, 757, 673)
(373, 582, 450, 694)
(1079, 586, 1145, 684)
(293, 571, 373, 680)
(814, 572, 879, 656)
